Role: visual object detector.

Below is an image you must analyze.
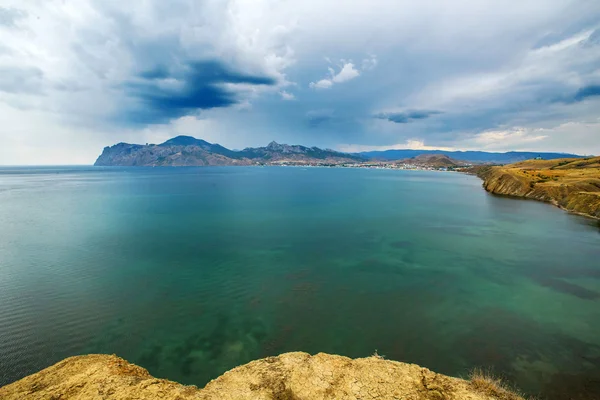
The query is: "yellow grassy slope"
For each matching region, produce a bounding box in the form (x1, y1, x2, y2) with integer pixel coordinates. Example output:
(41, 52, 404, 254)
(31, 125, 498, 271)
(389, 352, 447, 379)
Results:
(477, 156, 600, 219)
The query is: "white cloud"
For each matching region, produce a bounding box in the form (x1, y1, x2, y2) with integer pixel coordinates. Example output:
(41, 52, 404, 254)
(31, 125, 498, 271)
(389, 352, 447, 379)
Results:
(332, 63, 360, 83)
(473, 128, 548, 148)
(309, 60, 366, 89)
(309, 79, 334, 89)
(455, 121, 600, 154)
(280, 90, 296, 100)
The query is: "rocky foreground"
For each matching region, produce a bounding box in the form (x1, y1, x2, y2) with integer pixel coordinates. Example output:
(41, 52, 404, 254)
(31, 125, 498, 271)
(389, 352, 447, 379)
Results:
(0, 352, 524, 400)
(474, 156, 600, 220)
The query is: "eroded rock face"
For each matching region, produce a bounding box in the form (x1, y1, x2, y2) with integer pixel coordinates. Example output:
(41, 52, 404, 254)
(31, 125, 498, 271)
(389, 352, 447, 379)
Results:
(0, 352, 520, 400)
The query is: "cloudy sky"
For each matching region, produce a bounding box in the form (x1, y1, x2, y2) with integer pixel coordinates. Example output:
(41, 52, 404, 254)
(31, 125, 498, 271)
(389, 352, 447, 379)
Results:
(1, 0, 599, 164)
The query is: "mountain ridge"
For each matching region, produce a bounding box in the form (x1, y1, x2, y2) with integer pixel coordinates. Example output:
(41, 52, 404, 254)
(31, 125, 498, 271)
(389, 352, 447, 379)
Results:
(94, 135, 586, 166)
(94, 136, 363, 166)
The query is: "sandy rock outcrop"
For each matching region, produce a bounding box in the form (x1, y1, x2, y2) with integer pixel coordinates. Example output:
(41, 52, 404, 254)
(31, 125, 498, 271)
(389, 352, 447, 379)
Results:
(0, 352, 521, 400)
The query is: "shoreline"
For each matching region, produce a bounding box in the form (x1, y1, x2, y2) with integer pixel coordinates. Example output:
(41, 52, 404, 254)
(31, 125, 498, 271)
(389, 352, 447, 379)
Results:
(469, 166, 600, 222)
(479, 184, 600, 221)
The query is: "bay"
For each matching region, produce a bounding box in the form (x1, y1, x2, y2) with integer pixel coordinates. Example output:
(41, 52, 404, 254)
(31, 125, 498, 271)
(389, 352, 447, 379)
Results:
(0, 166, 599, 397)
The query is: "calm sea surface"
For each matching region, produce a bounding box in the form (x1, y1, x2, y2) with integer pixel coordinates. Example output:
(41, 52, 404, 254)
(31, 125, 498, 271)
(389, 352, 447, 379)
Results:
(1, 166, 599, 397)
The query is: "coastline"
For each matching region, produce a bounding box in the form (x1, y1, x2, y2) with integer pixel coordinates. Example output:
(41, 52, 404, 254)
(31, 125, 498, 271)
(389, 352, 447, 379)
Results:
(478, 184, 600, 221)
(468, 164, 600, 221)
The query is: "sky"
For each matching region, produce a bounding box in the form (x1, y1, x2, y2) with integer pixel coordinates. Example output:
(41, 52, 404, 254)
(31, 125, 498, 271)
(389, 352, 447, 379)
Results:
(1, 0, 599, 164)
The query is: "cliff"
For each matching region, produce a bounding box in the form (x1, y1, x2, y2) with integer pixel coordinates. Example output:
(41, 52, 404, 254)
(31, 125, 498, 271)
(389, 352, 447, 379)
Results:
(473, 157, 600, 219)
(0, 352, 525, 400)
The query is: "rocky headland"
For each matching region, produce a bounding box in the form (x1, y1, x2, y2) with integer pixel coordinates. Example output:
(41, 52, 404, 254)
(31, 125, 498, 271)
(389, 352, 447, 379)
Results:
(472, 156, 600, 219)
(0, 352, 526, 400)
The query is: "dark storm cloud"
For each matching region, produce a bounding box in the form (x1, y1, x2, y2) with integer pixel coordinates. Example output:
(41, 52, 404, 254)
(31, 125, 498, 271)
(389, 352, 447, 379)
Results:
(62, 4, 279, 125)
(572, 85, 600, 102)
(375, 110, 443, 124)
(123, 61, 276, 124)
(550, 84, 600, 104)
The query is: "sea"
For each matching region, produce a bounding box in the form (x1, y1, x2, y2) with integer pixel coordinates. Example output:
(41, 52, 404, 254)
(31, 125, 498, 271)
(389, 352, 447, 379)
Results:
(0, 166, 599, 398)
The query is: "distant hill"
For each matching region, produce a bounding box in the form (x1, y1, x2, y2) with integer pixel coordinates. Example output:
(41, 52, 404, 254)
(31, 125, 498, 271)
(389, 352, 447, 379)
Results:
(359, 149, 584, 164)
(94, 136, 362, 166)
(159, 136, 239, 158)
(398, 154, 463, 168)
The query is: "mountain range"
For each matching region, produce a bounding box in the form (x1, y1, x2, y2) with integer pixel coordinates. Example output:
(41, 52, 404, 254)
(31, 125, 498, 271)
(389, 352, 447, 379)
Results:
(94, 136, 584, 166)
(94, 136, 362, 166)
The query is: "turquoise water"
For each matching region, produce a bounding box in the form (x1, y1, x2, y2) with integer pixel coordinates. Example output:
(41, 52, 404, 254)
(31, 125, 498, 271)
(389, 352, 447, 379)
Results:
(0, 166, 599, 397)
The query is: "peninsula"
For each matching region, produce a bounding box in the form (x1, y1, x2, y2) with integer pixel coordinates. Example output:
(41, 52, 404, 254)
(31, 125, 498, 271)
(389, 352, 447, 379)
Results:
(473, 156, 600, 219)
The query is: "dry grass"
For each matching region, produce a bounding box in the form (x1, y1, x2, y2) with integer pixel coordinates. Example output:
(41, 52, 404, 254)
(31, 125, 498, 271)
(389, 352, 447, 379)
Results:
(475, 156, 600, 219)
(469, 368, 533, 400)
(508, 156, 600, 187)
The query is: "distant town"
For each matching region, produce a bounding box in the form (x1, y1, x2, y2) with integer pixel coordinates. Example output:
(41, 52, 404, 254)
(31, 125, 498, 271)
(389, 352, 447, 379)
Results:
(259, 153, 473, 171)
(259, 160, 471, 171)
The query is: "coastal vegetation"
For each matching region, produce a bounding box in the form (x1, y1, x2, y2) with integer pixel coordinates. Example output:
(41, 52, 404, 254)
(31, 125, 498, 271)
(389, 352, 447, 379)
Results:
(470, 368, 531, 400)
